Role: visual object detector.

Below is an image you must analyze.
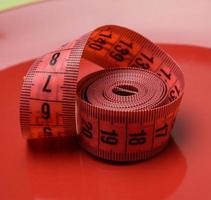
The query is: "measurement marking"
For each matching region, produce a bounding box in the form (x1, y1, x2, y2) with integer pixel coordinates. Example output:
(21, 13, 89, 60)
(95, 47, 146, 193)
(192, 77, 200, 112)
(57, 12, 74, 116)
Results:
(29, 124, 64, 127)
(97, 118, 100, 155)
(22, 97, 64, 103)
(125, 118, 128, 154)
(127, 44, 145, 66)
(169, 79, 178, 90)
(151, 119, 156, 149)
(34, 71, 66, 74)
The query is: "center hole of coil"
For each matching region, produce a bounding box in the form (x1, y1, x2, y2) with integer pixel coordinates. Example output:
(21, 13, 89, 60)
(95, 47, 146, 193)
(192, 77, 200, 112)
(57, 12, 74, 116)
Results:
(112, 84, 138, 96)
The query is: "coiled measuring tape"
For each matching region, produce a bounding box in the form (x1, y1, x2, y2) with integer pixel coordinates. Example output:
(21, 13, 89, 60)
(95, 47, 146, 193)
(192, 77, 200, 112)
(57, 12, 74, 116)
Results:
(20, 25, 184, 161)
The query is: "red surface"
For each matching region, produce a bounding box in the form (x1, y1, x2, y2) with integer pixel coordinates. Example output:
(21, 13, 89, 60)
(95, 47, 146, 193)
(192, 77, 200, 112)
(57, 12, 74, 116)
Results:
(1, 1, 211, 200)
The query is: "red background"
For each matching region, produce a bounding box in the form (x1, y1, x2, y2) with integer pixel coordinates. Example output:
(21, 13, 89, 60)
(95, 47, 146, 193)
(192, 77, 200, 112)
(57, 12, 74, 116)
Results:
(0, 1, 211, 199)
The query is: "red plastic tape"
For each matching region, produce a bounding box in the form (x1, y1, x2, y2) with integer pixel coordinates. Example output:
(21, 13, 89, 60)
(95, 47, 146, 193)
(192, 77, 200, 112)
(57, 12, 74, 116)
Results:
(20, 25, 184, 161)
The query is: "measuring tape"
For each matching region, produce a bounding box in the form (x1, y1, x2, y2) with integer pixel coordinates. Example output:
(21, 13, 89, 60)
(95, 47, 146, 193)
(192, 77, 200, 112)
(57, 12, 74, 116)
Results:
(20, 25, 184, 161)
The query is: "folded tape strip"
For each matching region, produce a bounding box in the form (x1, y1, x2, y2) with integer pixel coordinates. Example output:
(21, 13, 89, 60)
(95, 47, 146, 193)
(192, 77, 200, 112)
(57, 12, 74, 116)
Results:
(20, 25, 184, 161)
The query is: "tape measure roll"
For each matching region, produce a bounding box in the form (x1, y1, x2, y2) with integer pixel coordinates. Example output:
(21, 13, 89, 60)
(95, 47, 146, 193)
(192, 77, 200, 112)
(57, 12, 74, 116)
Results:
(77, 68, 182, 161)
(20, 25, 184, 161)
